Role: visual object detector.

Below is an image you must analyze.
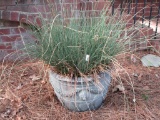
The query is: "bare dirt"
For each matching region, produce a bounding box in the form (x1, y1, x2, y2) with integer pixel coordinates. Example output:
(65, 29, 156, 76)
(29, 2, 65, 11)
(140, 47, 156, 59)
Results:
(0, 50, 160, 120)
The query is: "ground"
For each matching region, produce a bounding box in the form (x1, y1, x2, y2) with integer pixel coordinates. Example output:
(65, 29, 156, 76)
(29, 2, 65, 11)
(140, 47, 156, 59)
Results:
(0, 50, 160, 120)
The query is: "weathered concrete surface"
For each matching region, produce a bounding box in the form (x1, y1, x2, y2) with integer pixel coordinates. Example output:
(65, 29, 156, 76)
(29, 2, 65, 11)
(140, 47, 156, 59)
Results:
(141, 54, 160, 67)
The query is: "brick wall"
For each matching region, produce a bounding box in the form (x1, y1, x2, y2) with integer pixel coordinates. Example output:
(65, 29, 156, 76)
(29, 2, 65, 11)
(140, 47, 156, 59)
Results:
(0, 0, 82, 61)
(0, 0, 159, 61)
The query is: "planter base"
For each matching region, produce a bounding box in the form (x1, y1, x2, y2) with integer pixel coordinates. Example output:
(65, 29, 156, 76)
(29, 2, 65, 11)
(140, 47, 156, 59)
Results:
(49, 71, 111, 112)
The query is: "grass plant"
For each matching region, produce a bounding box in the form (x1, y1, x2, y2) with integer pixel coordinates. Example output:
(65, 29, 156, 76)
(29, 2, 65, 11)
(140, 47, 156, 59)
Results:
(26, 7, 133, 77)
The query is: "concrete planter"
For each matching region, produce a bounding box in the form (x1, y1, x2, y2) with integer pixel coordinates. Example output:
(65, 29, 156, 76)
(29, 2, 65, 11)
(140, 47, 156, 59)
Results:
(49, 70, 111, 112)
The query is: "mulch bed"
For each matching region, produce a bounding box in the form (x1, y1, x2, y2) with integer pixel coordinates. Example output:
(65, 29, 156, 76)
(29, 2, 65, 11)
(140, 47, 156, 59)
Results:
(0, 50, 160, 120)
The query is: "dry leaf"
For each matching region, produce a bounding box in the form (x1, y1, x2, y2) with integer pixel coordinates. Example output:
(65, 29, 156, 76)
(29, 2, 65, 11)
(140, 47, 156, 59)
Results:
(41, 80, 46, 84)
(5, 108, 11, 115)
(20, 73, 28, 77)
(16, 116, 21, 120)
(133, 98, 136, 103)
(0, 89, 2, 93)
(29, 75, 41, 81)
(112, 85, 125, 93)
(16, 83, 23, 90)
(132, 73, 138, 77)
(155, 74, 159, 78)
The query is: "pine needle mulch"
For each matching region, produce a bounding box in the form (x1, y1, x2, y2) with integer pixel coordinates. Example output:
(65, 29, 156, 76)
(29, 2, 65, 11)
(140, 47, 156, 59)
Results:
(0, 50, 160, 120)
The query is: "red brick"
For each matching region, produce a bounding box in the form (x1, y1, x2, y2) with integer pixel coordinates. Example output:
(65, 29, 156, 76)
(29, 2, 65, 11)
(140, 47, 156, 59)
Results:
(28, 5, 50, 12)
(6, 50, 16, 54)
(139, 28, 154, 38)
(76, 2, 81, 10)
(64, 2, 81, 11)
(2, 11, 10, 20)
(42, 13, 52, 19)
(6, 50, 16, 53)
(81, 2, 93, 10)
(15, 0, 32, 4)
(0, 29, 10, 35)
(122, 15, 134, 26)
(54, 4, 62, 11)
(0, 0, 15, 6)
(10, 11, 19, 21)
(131, 3, 144, 8)
(3, 21, 20, 27)
(43, 0, 54, 4)
(62, 0, 74, 3)
(27, 0, 44, 4)
(0, 45, 7, 49)
(150, 40, 160, 51)
(0, 43, 12, 49)
(7, 5, 28, 12)
(10, 27, 26, 34)
(19, 13, 27, 23)
(27, 15, 35, 24)
(1, 35, 21, 42)
(126, 23, 133, 28)
(93, 2, 109, 10)
(62, 4, 72, 11)
(0, 6, 7, 10)
(27, 14, 37, 24)
(35, 17, 42, 26)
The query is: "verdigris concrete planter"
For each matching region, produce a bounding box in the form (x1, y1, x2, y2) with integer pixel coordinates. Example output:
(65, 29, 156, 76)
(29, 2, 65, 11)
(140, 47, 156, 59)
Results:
(49, 71, 111, 112)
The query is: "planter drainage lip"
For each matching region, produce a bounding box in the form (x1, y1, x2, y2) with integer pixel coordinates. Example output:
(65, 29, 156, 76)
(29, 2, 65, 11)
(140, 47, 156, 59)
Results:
(49, 70, 110, 83)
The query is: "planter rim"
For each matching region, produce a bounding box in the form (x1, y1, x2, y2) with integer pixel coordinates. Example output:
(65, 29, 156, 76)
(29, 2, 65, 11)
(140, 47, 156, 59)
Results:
(49, 69, 110, 83)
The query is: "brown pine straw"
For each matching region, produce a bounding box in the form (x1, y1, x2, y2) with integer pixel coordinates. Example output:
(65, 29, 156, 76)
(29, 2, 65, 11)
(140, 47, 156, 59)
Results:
(0, 50, 160, 120)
